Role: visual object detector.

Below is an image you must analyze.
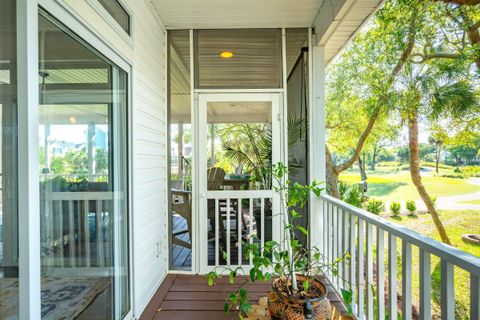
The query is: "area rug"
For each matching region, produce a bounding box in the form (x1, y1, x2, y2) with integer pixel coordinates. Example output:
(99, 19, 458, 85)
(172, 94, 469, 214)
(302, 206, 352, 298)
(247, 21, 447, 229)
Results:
(0, 276, 110, 319)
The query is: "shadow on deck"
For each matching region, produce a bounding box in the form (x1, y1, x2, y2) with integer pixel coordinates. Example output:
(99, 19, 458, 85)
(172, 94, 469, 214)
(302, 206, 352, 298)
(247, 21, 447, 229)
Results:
(140, 274, 348, 320)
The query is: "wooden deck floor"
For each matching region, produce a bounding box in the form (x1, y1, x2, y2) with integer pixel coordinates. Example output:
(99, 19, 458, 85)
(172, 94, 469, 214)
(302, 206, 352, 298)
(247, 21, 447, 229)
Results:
(140, 274, 348, 320)
(172, 214, 192, 268)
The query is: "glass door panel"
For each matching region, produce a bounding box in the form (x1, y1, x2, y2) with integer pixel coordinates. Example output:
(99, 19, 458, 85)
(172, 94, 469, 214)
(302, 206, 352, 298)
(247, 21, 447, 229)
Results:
(0, 1, 19, 318)
(38, 12, 129, 319)
(198, 93, 281, 273)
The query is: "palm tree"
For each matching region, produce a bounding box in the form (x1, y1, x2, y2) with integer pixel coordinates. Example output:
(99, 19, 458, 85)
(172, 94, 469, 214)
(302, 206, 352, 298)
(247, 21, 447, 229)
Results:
(397, 63, 479, 244)
(222, 116, 304, 190)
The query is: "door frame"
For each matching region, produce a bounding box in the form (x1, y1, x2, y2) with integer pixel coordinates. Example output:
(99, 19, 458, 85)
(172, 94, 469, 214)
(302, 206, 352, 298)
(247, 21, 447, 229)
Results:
(193, 92, 284, 274)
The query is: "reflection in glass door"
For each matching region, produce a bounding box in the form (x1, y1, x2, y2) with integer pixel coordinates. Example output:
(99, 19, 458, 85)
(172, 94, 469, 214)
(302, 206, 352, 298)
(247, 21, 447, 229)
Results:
(38, 12, 129, 319)
(0, 0, 19, 318)
(198, 93, 282, 273)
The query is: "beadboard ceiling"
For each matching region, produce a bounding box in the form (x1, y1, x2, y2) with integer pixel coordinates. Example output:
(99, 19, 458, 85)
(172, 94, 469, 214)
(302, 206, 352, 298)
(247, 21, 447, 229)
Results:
(150, 0, 325, 29)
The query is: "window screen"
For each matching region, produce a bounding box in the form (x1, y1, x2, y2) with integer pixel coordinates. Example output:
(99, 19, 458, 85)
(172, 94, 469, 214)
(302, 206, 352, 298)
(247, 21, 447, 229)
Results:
(98, 0, 130, 34)
(168, 30, 193, 270)
(195, 29, 282, 89)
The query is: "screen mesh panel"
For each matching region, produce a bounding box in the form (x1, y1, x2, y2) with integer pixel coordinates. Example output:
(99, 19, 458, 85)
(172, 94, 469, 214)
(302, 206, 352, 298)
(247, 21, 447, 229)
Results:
(170, 30, 191, 124)
(196, 29, 282, 89)
(286, 28, 308, 77)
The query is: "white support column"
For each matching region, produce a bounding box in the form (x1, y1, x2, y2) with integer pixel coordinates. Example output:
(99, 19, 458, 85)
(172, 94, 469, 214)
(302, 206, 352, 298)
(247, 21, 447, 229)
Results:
(308, 30, 326, 251)
(17, 0, 41, 318)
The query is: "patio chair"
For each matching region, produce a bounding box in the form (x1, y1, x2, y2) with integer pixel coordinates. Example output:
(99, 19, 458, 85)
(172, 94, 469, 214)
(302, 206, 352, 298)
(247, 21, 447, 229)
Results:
(171, 189, 192, 249)
(207, 167, 226, 190)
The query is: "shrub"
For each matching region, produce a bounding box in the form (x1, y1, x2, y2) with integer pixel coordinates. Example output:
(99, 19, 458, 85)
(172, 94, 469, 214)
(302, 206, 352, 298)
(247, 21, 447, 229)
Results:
(440, 173, 464, 179)
(421, 161, 454, 170)
(366, 199, 385, 215)
(390, 202, 401, 217)
(377, 161, 401, 167)
(406, 200, 416, 215)
(338, 180, 350, 200)
(454, 167, 462, 173)
(344, 184, 364, 208)
(339, 181, 363, 208)
(460, 166, 480, 177)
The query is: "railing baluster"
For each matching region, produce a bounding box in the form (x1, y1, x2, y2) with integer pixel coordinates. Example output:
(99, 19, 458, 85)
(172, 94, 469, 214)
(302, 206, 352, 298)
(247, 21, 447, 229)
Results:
(322, 200, 326, 264)
(377, 228, 385, 320)
(238, 198, 242, 265)
(327, 203, 332, 275)
(84, 200, 90, 267)
(260, 198, 264, 257)
(249, 198, 253, 265)
(343, 210, 349, 289)
(402, 241, 412, 320)
(349, 214, 356, 309)
(333, 205, 338, 286)
(68, 200, 75, 267)
(441, 259, 455, 319)
(471, 274, 480, 320)
(59, 201, 64, 267)
(215, 198, 219, 266)
(366, 222, 373, 320)
(337, 207, 343, 289)
(77, 200, 82, 265)
(357, 219, 364, 317)
(97, 200, 104, 267)
(226, 198, 231, 265)
(419, 249, 431, 320)
(389, 234, 398, 320)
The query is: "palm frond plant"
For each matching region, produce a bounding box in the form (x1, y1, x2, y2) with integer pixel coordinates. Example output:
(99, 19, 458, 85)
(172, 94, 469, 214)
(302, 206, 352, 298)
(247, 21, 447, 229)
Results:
(206, 163, 352, 320)
(222, 116, 306, 190)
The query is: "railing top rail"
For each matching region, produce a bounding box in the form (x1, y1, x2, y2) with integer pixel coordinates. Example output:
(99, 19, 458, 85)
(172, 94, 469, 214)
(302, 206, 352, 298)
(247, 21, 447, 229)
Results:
(206, 189, 274, 199)
(321, 194, 480, 276)
(41, 191, 123, 201)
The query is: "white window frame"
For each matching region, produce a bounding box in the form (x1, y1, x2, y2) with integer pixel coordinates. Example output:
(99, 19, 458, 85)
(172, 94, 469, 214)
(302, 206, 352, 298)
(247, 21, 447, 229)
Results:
(85, 0, 134, 46)
(17, 0, 135, 318)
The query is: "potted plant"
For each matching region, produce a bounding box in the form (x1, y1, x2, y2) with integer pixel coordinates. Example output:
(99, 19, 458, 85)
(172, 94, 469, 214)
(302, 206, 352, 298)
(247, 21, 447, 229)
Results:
(207, 163, 352, 319)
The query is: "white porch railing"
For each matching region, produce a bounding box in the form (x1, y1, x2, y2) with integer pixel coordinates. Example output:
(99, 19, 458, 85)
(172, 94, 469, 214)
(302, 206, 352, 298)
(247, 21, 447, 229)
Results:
(320, 194, 480, 320)
(40, 191, 119, 272)
(202, 190, 278, 271)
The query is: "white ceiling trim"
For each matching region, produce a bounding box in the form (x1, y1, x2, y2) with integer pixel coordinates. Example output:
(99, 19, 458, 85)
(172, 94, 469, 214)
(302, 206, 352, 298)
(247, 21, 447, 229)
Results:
(149, 0, 325, 29)
(313, 0, 384, 64)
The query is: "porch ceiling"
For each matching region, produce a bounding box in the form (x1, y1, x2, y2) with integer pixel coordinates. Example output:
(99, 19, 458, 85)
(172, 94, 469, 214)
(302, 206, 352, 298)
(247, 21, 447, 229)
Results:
(152, 0, 383, 65)
(149, 0, 324, 29)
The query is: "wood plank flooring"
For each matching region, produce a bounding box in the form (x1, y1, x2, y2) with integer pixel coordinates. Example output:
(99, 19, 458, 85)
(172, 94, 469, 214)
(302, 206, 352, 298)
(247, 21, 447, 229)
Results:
(139, 274, 348, 320)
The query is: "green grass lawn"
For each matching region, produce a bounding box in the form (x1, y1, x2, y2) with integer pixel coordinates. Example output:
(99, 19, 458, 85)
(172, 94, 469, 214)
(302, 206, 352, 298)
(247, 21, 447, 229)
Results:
(382, 210, 480, 319)
(340, 170, 478, 202)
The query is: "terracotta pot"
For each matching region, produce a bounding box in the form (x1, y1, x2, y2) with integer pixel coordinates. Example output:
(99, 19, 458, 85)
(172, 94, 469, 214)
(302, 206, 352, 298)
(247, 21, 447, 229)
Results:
(268, 275, 330, 320)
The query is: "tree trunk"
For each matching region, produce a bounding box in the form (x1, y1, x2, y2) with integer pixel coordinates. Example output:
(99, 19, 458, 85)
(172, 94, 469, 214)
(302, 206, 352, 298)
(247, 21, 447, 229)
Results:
(326, 147, 340, 199)
(408, 109, 451, 244)
(435, 143, 441, 174)
(358, 153, 368, 181)
(370, 146, 377, 171)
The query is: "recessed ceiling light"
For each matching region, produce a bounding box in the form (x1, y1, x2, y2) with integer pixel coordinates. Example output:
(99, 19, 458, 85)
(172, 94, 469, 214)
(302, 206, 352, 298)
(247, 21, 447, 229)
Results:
(69, 116, 77, 124)
(220, 51, 234, 59)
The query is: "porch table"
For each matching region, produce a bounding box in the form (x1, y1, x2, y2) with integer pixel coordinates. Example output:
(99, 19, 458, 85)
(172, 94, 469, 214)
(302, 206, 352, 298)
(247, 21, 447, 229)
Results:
(222, 175, 250, 190)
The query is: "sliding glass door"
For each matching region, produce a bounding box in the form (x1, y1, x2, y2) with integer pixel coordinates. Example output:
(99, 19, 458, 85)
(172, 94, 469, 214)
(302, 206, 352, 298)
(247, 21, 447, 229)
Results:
(38, 12, 129, 319)
(0, 0, 19, 318)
